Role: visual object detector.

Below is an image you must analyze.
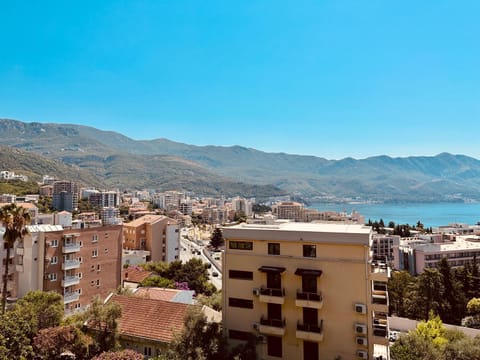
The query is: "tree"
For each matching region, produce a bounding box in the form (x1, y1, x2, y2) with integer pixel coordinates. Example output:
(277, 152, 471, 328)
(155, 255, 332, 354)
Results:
(438, 258, 465, 324)
(461, 298, 480, 329)
(166, 306, 226, 360)
(388, 271, 415, 317)
(209, 228, 224, 250)
(0, 203, 31, 313)
(84, 297, 122, 355)
(407, 268, 444, 320)
(233, 211, 247, 223)
(33, 325, 92, 360)
(14, 290, 64, 340)
(0, 307, 34, 359)
(92, 349, 144, 360)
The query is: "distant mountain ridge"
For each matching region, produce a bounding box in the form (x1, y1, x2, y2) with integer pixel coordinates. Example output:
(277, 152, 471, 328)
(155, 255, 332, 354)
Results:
(1, 118, 480, 202)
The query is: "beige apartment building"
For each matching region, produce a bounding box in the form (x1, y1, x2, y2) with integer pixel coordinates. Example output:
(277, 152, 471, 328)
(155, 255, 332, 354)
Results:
(222, 222, 389, 360)
(123, 215, 180, 263)
(16, 224, 123, 314)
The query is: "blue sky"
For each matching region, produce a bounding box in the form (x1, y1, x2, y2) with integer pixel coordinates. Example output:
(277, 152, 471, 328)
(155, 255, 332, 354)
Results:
(1, 1, 480, 159)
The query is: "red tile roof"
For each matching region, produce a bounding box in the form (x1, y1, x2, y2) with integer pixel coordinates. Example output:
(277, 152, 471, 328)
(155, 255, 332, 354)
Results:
(123, 266, 153, 284)
(133, 287, 179, 302)
(109, 294, 189, 343)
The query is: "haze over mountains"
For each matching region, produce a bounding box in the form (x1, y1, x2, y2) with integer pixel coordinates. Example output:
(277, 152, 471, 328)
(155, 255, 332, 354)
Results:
(2, 118, 480, 203)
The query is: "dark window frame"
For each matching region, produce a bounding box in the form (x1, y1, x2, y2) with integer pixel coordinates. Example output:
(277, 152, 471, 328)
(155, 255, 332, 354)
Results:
(267, 335, 282, 357)
(303, 244, 316, 258)
(229, 241, 253, 251)
(229, 270, 254, 280)
(268, 242, 280, 255)
(229, 297, 254, 309)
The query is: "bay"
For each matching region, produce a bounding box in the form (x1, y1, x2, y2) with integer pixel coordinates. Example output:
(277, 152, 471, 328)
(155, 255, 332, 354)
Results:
(310, 202, 480, 228)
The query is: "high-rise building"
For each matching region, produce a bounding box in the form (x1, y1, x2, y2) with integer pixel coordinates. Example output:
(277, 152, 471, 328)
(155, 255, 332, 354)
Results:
(16, 224, 123, 315)
(222, 222, 390, 360)
(52, 181, 79, 212)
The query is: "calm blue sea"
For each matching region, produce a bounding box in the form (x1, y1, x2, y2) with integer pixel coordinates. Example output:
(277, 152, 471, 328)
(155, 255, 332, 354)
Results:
(310, 202, 480, 228)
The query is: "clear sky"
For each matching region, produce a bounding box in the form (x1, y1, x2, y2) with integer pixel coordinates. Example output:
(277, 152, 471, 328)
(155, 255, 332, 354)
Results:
(1, 1, 480, 160)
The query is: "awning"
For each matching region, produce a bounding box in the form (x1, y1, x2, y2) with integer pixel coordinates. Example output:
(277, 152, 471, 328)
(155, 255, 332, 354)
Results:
(258, 266, 286, 274)
(295, 268, 323, 277)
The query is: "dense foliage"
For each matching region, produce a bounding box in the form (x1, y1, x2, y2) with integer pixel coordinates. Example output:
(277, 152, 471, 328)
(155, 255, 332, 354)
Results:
(141, 258, 217, 295)
(391, 314, 480, 360)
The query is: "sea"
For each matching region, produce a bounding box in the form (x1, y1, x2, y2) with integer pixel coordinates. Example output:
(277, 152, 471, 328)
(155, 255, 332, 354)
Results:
(310, 202, 480, 228)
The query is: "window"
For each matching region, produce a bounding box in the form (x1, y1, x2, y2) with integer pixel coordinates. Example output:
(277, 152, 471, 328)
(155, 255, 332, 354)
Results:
(229, 270, 253, 280)
(51, 239, 58, 247)
(229, 297, 254, 309)
(229, 241, 253, 251)
(303, 244, 316, 258)
(268, 243, 280, 255)
(77, 273, 83, 279)
(229, 329, 250, 341)
(267, 272, 281, 289)
(51, 256, 58, 265)
(49, 273, 57, 281)
(92, 234, 98, 243)
(96, 279, 100, 286)
(77, 288, 82, 294)
(78, 257, 83, 263)
(92, 249, 98, 258)
(79, 241, 83, 247)
(97, 264, 101, 271)
(302, 275, 317, 293)
(267, 336, 282, 357)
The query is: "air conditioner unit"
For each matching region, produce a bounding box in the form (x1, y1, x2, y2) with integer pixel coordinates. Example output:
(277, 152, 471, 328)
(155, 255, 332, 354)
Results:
(357, 350, 368, 359)
(355, 323, 367, 334)
(253, 288, 260, 296)
(355, 303, 366, 314)
(356, 336, 368, 346)
(253, 322, 260, 331)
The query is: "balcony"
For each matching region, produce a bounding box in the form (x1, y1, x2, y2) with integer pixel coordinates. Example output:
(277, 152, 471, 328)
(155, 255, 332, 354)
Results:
(62, 259, 81, 270)
(16, 247, 24, 256)
(295, 291, 323, 309)
(296, 320, 324, 342)
(372, 292, 389, 312)
(63, 243, 81, 254)
(259, 287, 285, 305)
(62, 276, 80, 287)
(63, 292, 80, 304)
(259, 316, 286, 336)
(373, 324, 389, 345)
(370, 262, 390, 281)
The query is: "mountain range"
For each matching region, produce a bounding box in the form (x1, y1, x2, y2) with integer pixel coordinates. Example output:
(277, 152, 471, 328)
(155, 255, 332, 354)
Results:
(1, 118, 480, 203)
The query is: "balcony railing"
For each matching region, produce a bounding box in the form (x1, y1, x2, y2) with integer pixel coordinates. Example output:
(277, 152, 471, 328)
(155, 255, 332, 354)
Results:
(372, 295, 388, 305)
(63, 292, 80, 304)
(62, 276, 80, 287)
(297, 291, 322, 302)
(260, 316, 286, 328)
(296, 320, 324, 342)
(258, 287, 285, 304)
(297, 320, 323, 334)
(373, 325, 388, 337)
(63, 243, 81, 253)
(260, 287, 285, 297)
(62, 259, 81, 270)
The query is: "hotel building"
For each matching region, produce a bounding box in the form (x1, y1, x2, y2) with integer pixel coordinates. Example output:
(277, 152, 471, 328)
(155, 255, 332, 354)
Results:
(222, 222, 389, 360)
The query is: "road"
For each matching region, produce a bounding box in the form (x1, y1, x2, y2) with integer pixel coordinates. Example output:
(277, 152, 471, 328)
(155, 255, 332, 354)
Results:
(179, 231, 222, 290)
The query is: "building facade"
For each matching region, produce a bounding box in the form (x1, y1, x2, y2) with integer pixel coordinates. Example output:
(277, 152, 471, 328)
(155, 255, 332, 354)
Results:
(52, 181, 79, 212)
(222, 222, 389, 360)
(123, 215, 180, 263)
(16, 224, 123, 314)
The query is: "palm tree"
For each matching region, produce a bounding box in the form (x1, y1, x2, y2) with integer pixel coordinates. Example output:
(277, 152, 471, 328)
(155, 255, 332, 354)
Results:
(0, 204, 31, 313)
